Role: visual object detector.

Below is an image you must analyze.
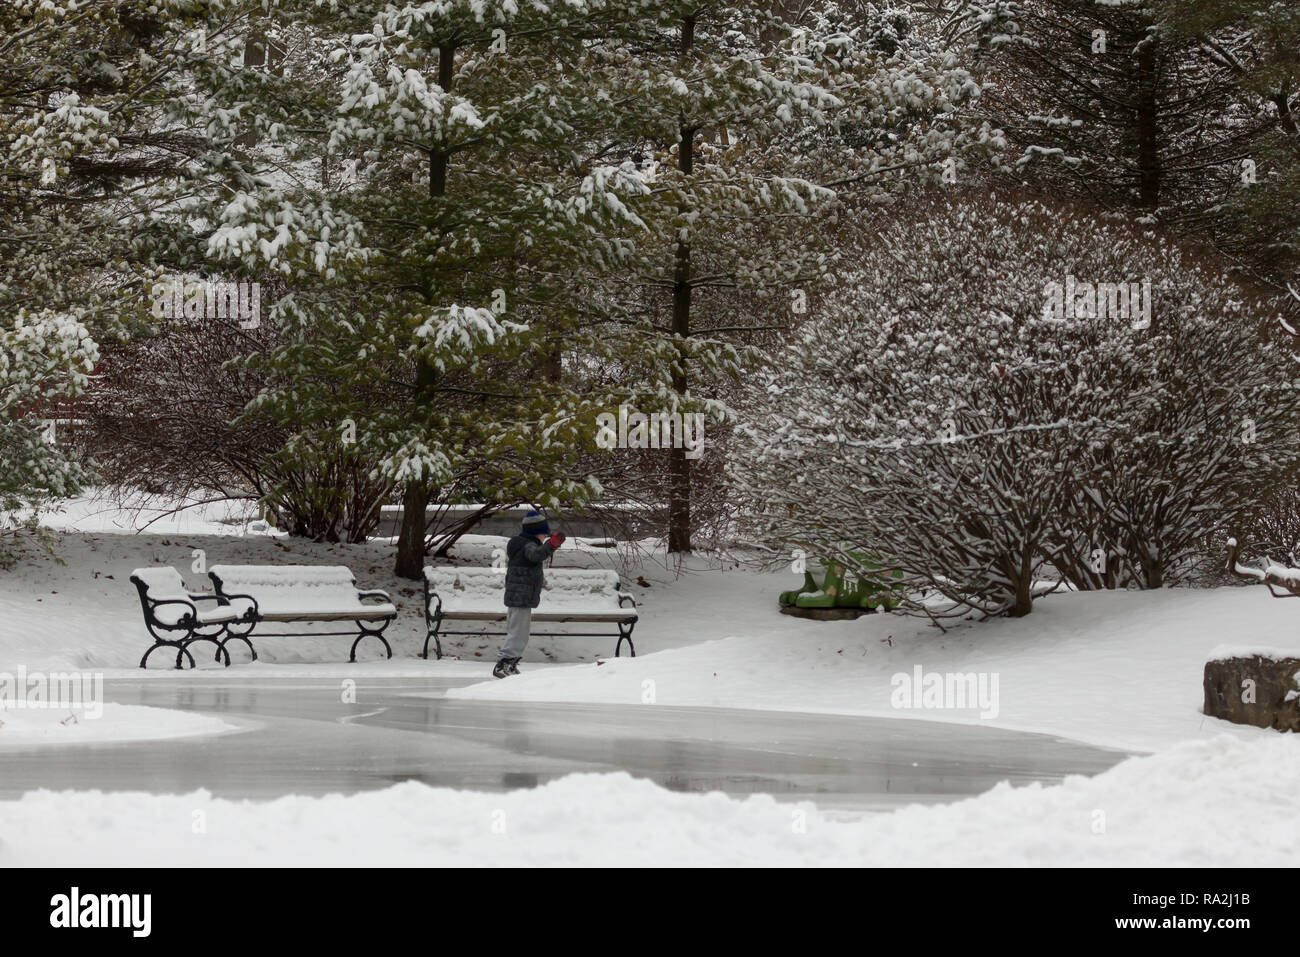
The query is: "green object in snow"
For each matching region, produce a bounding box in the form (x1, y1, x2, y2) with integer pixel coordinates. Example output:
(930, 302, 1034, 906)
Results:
(788, 553, 904, 611)
(779, 571, 820, 606)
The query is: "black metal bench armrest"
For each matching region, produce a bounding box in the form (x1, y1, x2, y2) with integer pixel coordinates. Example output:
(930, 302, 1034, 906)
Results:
(423, 583, 442, 612)
(618, 593, 637, 609)
(357, 589, 391, 603)
(218, 590, 260, 620)
(144, 596, 198, 623)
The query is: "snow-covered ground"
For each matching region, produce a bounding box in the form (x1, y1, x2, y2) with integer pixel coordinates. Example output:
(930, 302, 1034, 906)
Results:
(448, 586, 1295, 753)
(2, 490, 1296, 867)
(0, 493, 651, 671)
(1, 734, 1292, 866)
(0, 703, 232, 747)
(4, 497, 1291, 754)
(27, 491, 277, 537)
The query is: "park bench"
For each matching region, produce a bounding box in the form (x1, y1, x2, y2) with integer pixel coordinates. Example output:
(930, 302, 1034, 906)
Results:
(130, 567, 246, 669)
(422, 565, 639, 660)
(206, 564, 397, 663)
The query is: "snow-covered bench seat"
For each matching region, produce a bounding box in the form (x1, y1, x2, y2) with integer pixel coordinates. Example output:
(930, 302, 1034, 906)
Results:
(422, 565, 639, 660)
(207, 564, 397, 663)
(131, 567, 244, 669)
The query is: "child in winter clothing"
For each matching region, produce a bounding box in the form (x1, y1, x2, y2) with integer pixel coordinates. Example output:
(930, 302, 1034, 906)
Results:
(494, 510, 565, 678)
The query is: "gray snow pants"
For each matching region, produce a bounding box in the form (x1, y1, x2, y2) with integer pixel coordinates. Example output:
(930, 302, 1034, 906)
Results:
(499, 606, 532, 660)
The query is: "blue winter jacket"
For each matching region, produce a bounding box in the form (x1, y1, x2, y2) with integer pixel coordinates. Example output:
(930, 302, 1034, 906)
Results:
(503, 533, 557, 608)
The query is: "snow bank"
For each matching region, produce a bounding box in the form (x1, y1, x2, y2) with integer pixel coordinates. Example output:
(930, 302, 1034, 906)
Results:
(449, 587, 1300, 752)
(0, 703, 233, 747)
(1, 735, 1293, 866)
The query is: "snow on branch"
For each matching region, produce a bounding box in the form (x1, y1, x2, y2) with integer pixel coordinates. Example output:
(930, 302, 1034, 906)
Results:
(1225, 538, 1300, 599)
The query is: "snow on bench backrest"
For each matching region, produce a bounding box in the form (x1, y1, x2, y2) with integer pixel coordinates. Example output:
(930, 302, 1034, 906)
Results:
(425, 565, 627, 613)
(209, 564, 363, 615)
(543, 569, 625, 609)
(132, 567, 190, 602)
(131, 567, 201, 626)
(424, 567, 505, 612)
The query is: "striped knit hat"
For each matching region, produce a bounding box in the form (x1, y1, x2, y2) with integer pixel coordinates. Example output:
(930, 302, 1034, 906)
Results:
(521, 510, 550, 535)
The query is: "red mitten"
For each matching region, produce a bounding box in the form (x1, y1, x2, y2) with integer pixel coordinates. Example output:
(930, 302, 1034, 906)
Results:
(548, 533, 566, 549)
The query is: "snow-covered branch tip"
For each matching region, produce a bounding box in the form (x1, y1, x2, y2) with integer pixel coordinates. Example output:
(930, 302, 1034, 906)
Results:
(1225, 538, 1300, 599)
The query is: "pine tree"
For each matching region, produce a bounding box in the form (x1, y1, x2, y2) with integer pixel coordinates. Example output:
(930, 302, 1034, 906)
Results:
(1156, 0, 1300, 293)
(0, 0, 246, 551)
(958, 0, 1259, 224)
(597, 0, 993, 551)
(199, 0, 701, 576)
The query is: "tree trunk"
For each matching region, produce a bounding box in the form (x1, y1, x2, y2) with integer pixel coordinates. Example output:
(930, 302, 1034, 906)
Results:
(1138, 543, 1163, 589)
(667, 17, 696, 555)
(395, 482, 431, 577)
(1011, 552, 1034, 616)
(1011, 578, 1033, 617)
(234, 31, 285, 150)
(1002, 547, 1035, 617)
(394, 41, 456, 579)
(667, 222, 692, 550)
(1135, 37, 1161, 209)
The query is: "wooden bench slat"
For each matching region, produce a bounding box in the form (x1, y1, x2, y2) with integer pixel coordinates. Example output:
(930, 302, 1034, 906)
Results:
(206, 564, 396, 665)
(254, 609, 397, 622)
(437, 609, 636, 622)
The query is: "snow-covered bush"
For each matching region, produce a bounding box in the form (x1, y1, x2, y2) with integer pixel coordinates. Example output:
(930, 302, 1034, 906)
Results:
(1233, 486, 1300, 571)
(729, 193, 1300, 616)
(80, 304, 397, 543)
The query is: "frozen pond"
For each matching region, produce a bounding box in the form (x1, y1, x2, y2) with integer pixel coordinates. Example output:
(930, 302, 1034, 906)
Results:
(0, 676, 1128, 811)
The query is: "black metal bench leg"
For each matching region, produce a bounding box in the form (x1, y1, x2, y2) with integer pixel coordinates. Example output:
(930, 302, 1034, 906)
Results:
(173, 641, 198, 670)
(616, 622, 636, 658)
(218, 632, 256, 664)
(140, 640, 187, 670)
(350, 620, 393, 662)
(178, 630, 230, 667)
(422, 613, 443, 661)
(422, 609, 445, 660)
(348, 634, 393, 661)
(175, 633, 225, 667)
(216, 620, 257, 665)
